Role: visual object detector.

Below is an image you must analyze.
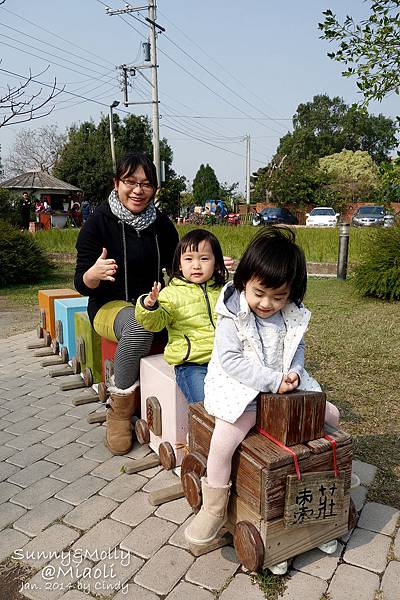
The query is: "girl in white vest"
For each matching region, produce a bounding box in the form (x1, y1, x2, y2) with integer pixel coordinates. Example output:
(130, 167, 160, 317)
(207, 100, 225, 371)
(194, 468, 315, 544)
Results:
(184, 227, 341, 573)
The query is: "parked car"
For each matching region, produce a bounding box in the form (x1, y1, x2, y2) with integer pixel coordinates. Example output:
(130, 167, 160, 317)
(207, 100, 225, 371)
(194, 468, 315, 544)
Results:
(351, 205, 394, 227)
(226, 212, 240, 225)
(305, 207, 340, 227)
(252, 207, 298, 226)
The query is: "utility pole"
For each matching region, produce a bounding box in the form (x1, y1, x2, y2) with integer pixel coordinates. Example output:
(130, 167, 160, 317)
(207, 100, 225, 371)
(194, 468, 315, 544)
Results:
(149, 0, 161, 184)
(109, 100, 119, 174)
(245, 134, 251, 205)
(106, 1, 163, 185)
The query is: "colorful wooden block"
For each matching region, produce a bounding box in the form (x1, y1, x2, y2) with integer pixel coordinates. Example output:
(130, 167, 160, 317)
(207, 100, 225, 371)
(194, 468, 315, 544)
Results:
(38, 289, 80, 340)
(74, 311, 102, 385)
(54, 297, 89, 363)
(139, 354, 188, 467)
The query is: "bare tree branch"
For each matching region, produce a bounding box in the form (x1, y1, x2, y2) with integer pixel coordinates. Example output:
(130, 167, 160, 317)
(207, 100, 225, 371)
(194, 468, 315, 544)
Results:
(0, 64, 65, 128)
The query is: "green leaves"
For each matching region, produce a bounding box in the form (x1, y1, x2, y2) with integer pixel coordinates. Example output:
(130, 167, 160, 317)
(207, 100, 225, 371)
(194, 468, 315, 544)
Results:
(319, 0, 400, 104)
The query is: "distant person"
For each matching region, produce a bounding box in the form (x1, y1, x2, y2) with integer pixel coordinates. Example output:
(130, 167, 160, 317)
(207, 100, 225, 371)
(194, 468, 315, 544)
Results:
(35, 199, 44, 222)
(20, 191, 31, 230)
(80, 199, 92, 224)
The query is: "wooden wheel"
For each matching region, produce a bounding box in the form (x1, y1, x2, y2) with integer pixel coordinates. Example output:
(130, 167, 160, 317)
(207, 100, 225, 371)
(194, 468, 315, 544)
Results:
(37, 324, 43, 339)
(159, 442, 176, 470)
(51, 340, 59, 355)
(135, 419, 150, 445)
(76, 337, 86, 364)
(44, 331, 51, 347)
(348, 497, 359, 530)
(83, 367, 93, 387)
(60, 346, 69, 364)
(97, 382, 108, 403)
(71, 357, 81, 375)
(181, 471, 202, 512)
(233, 521, 264, 572)
(55, 320, 63, 344)
(39, 308, 46, 328)
(181, 451, 207, 479)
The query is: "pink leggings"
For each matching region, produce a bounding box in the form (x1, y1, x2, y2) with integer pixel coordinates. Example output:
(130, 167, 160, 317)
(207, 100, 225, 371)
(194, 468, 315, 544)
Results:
(207, 400, 340, 487)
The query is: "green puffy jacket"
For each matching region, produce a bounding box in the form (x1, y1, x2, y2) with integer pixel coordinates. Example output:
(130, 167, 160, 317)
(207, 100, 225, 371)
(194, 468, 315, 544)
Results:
(136, 277, 222, 365)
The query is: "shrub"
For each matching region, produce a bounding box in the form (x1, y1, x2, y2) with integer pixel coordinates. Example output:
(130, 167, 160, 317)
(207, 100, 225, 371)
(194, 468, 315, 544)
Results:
(353, 226, 400, 300)
(0, 220, 53, 287)
(0, 188, 19, 226)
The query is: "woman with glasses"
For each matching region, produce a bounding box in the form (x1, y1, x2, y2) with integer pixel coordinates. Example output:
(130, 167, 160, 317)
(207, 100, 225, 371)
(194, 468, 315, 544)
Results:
(74, 152, 179, 455)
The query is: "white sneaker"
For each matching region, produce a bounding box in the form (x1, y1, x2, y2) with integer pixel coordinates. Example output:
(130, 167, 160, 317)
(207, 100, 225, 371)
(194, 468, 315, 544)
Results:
(351, 474, 360, 489)
(268, 560, 288, 575)
(318, 539, 338, 554)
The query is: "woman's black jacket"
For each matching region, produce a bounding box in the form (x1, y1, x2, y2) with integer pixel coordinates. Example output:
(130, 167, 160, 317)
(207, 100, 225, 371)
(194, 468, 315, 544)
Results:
(74, 201, 179, 325)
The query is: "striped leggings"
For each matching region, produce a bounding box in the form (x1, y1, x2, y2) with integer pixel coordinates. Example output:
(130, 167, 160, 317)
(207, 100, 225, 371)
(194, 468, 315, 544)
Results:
(113, 306, 154, 389)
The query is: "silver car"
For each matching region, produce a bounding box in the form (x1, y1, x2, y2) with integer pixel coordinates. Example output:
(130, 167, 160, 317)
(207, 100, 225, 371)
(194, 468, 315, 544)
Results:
(351, 205, 393, 227)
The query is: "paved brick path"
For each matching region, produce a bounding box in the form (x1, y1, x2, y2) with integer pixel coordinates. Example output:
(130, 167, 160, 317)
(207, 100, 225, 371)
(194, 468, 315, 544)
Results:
(0, 331, 399, 600)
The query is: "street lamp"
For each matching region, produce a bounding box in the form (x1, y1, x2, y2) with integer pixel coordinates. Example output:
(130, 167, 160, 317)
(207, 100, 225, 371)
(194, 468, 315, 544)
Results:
(109, 100, 120, 174)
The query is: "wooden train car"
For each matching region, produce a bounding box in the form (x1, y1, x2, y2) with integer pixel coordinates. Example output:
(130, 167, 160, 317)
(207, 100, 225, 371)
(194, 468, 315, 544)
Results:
(135, 354, 189, 469)
(54, 296, 89, 363)
(181, 392, 354, 572)
(37, 288, 80, 345)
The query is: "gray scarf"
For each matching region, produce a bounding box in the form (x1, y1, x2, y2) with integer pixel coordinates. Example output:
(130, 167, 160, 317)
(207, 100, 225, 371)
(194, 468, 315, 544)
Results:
(108, 189, 157, 231)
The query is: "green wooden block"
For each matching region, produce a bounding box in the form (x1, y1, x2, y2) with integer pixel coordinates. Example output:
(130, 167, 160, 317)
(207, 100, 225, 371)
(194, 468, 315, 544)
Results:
(74, 312, 102, 384)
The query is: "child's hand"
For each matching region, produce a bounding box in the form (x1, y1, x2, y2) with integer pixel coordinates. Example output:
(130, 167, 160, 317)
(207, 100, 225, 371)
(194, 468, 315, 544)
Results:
(278, 372, 299, 394)
(143, 281, 161, 308)
(223, 255, 234, 272)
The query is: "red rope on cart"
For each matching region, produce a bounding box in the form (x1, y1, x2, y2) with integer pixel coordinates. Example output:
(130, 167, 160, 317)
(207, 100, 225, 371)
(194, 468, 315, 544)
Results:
(257, 426, 301, 481)
(324, 434, 340, 477)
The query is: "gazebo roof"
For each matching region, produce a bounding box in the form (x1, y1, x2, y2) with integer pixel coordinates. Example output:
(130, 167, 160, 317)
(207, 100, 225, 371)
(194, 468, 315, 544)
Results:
(0, 170, 81, 192)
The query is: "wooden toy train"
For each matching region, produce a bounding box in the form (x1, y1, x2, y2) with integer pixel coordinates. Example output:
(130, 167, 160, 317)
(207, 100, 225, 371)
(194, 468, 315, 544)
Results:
(29, 287, 357, 572)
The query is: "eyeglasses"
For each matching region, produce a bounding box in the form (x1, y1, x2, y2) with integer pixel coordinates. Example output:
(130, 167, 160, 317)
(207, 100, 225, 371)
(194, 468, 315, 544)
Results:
(120, 179, 153, 191)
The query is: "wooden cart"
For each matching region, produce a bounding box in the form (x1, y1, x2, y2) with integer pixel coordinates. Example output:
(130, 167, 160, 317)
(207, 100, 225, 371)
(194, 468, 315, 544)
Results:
(181, 391, 356, 571)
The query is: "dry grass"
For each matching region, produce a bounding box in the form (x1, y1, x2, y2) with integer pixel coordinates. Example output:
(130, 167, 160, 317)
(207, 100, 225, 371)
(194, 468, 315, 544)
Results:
(305, 278, 400, 508)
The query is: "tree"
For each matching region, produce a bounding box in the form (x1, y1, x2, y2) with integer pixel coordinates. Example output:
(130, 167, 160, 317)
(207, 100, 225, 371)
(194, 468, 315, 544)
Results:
(319, 149, 380, 204)
(0, 66, 61, 128)
(276, 95, 397, 164)
(375, 159, 400, 202)
(192, 164, 220, 205)
(266, 161, 326, 208)
(54, 113, 183, 209)
(319, 1, 400, 104)
(219, 181, 241, 210)
(5, 125, 66, 175)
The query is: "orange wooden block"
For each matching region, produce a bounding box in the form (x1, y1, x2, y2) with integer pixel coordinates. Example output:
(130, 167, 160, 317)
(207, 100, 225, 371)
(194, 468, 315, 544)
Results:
(38, 289, 80, 340)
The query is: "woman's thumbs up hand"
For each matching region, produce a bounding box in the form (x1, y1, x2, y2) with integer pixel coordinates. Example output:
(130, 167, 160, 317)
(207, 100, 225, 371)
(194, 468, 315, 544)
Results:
(83, 247, 118, 289)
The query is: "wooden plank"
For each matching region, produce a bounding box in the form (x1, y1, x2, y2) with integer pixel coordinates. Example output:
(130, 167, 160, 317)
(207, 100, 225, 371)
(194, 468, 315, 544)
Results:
(48, 366, 73, 378)
(41, 357, 63, 367)
(71, 389, 99, 405)
(284, 471, 345, 528)
(33, 347, 54, 357)
(188, 530, 233, 557)
(123, 453, 160, 474)
(59, 380, 86, 391)
(27, 341, 46, 350)
(148, 482, 184, 506)
(87, 411, 106, 424)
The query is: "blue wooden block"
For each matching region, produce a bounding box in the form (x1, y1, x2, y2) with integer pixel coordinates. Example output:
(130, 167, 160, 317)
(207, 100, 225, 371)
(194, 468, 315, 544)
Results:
(54, 296, 89, 361)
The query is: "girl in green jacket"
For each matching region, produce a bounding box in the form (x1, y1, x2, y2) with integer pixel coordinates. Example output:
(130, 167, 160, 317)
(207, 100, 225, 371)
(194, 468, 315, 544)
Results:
(136, 229, 229, 403)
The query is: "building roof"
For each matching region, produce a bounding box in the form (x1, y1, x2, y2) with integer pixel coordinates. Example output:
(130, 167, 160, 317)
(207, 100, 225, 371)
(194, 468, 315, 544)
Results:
(0, 170, 81, 192)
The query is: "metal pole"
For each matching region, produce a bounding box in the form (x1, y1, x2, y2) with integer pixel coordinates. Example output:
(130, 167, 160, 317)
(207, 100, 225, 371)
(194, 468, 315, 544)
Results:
(149, 0, 161, 186)
(109, 101, 119, 174)
(337, 222, 350, 280)
(245, 134, 251, 205)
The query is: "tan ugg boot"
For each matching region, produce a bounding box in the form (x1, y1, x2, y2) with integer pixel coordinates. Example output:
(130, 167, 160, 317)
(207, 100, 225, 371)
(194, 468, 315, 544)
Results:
(184, 478, 231, 545)
(105, 380, 140, 455)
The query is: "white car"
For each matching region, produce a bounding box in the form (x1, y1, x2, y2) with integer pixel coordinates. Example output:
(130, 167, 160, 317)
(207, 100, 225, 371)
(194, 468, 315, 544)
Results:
(305, 207, 340, 227)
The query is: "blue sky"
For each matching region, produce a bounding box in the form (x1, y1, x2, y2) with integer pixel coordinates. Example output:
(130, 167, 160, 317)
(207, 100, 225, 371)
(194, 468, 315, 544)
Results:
(0, 0, 398, 193)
